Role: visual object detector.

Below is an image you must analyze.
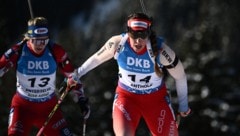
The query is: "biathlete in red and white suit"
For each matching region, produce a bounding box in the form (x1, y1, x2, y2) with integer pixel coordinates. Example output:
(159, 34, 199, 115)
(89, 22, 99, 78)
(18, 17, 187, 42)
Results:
(0, 17, 88, 136)
(67, 12, 191, 136)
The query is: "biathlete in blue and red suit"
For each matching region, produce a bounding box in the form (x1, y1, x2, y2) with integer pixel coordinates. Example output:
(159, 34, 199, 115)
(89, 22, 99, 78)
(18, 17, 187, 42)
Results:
(67, 12, 191, 136)
(0, 17, 90, 136)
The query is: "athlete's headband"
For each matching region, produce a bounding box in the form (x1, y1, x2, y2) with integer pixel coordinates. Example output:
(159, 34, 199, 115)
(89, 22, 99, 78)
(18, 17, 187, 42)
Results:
(27, 25, 49, 38)
(127, 19, 151, 31)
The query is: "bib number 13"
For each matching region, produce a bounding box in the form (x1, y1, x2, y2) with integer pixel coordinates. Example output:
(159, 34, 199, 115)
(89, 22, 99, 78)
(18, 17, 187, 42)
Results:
(28, 77, 50, 87)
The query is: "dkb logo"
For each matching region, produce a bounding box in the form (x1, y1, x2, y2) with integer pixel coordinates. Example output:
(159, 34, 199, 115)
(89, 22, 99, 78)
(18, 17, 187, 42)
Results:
(28, 61, 49, 70)
(127, 57, 150, 68)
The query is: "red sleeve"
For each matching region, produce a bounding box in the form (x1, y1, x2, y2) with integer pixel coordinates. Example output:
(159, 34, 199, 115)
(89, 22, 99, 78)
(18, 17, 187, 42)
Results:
(51, 43, 75, 77)
(0, 44, 21, 69)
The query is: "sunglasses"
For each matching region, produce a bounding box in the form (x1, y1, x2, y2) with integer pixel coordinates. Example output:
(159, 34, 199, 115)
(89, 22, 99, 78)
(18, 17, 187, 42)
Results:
(128, 30, 149, 39)
(31, 38, 49, 45)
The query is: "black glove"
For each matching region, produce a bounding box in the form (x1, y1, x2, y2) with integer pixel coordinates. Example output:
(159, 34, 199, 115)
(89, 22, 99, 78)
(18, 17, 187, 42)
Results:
(78, 97, 90, 119)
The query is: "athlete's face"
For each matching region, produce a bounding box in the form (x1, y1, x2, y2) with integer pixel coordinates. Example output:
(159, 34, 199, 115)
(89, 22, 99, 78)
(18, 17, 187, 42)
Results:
(29, 36, 49, 54)
(128, 31, 148, 53)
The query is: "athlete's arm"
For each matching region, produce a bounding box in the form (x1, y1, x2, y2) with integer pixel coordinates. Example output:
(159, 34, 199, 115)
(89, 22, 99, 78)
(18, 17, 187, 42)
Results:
(159, 43, 189, 112)
(51, 44, 75, 77)
(77, 35, 122, 78)
(0, 44, 21, 77)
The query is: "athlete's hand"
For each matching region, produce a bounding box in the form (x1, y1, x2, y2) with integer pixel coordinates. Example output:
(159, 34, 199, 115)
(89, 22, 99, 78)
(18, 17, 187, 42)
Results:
(67, 70, 80, 90)
(67, 70, 90, 119)
(179, 108, 191, 117)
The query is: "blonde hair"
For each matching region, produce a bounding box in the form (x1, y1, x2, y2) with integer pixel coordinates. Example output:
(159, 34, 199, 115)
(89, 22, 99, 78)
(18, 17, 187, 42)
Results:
(28, 17, 48, 26)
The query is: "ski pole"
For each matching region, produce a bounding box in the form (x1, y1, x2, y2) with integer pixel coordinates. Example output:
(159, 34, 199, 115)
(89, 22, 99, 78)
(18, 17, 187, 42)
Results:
(27, 0, 34, 18)
(139, 0, 147, 14)
(82, 119, 87, 136)
(176, 113, 181, 128)
(36, 81, 69, 136)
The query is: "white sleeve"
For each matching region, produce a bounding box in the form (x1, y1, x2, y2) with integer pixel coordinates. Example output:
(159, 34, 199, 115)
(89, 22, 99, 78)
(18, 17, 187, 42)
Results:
(159, 43, 189, 112)
(167, 61, 189, 112)
(77, 35, 122, 78)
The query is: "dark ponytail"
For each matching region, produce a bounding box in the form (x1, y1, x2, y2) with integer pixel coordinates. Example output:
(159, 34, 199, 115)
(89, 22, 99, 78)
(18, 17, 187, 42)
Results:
(149, 31, 163, 77)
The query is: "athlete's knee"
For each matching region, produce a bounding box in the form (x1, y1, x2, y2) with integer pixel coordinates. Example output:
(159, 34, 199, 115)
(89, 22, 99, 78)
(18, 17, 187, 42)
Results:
(113, 126, 135, 136)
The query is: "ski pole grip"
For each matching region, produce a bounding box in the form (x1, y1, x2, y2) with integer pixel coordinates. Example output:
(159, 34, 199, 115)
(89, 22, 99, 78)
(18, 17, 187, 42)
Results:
(58, 78, 68, 94)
